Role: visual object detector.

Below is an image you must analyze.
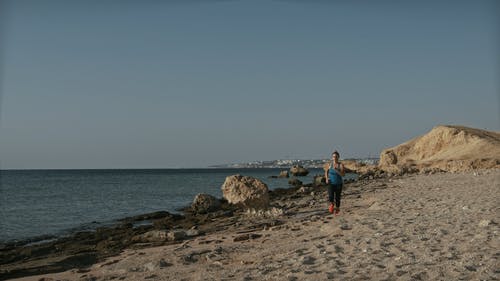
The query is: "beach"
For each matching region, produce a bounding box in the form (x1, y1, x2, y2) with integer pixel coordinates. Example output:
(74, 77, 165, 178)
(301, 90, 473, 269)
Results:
(2, 0, 498, 279)
(6, 169, 499, 281)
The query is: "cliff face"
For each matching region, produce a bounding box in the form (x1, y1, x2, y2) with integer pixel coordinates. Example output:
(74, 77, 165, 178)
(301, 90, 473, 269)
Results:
(379, 125, 500, 172)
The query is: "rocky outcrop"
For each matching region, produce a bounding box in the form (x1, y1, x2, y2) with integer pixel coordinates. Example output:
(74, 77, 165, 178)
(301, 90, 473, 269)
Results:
(290, 165, 309, 176)
(313, 175, 325, 186)
(297, 186, 313, 194)
(379, 125, 500, 173)
(288, 178, 303, 186)
(133, 230, 186, 243)
(221, 175, 270, 210)
(340, 160, 376, 175)
(191, 193, 221, 214)
(278, 170, 289, 178)
(133, 228, 201, 243)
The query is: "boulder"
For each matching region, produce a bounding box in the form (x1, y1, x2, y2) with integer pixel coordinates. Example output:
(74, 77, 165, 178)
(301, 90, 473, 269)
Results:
(221, 175, 270, 210)
(167, 230, 186, 241)
(297, 186, 313, 194)
(313, 175, 325, 186)
(278, 170, 289, 178)
(290, 165, 309, 176)
(191, 193, 221, 213)
(288, 178, 302, 186)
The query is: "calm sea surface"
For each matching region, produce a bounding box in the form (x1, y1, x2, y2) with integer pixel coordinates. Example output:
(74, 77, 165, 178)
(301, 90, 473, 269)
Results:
(0, 168, 354, 243)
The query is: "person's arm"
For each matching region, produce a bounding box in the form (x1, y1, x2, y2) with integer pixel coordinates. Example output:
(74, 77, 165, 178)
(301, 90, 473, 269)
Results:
(325, 164, 329, 183)
(339, 163, 346, 177)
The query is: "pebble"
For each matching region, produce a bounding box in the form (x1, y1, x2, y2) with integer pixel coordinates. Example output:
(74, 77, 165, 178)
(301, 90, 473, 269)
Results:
(340, 224, 352, 230)
(465, 265, 477, 272)
(143, 262, 156, 272)
(158, 259, 172, 268)
(186, 229, 200, 237)
(300, 256, 316, 265)
(478, 220, 491, 227)
(233, 233, 262, 242)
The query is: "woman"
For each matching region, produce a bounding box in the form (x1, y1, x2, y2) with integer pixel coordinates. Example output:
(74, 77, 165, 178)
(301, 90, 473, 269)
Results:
(325, 150, 345, 215)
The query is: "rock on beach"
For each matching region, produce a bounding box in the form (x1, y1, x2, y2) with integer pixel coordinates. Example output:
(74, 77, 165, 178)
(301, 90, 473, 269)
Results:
(290, 165, 309, 176)
(191, 193, 221, 213)
(221, 174, 270, 210)
(278, 170, 289, 178)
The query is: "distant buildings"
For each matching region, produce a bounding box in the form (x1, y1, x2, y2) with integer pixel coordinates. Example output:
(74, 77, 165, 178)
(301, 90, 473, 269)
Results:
(353, 158, 379, 165)
(210, 158, 379, 168)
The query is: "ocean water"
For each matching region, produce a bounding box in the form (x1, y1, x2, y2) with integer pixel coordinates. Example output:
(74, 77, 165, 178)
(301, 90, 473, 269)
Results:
(0, 168, 354, 243)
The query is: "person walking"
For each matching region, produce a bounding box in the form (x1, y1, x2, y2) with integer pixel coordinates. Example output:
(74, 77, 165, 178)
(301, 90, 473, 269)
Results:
(325, 150, 345, 215)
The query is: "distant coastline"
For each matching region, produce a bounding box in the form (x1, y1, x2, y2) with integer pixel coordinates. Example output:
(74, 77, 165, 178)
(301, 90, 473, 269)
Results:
(0, 158, 380, 171)
(210, 158, 380, 169)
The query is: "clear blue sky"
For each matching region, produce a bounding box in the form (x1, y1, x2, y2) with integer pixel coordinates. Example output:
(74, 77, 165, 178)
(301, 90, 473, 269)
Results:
(0, 0, 499, 169)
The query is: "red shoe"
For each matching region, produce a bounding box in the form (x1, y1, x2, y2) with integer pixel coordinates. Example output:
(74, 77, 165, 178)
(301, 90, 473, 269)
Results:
(328, 203, 334, 214)
(335, 209, 340, 216)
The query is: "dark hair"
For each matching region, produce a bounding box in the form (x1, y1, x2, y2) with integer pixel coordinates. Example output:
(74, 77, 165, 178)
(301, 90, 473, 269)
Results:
(332, 150, 340, 157)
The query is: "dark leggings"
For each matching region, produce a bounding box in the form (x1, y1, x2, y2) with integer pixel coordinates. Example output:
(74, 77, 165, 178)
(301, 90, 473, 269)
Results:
(327, 183, 342, 209)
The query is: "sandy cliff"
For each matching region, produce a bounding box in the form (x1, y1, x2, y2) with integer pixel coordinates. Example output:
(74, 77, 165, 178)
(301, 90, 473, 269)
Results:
(379, 125, 500, 172)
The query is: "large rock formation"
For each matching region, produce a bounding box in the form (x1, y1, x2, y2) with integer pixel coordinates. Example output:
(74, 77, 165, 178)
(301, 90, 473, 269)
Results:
(290, 165, 309, 176)
(221, 175, 270, 210)
(379, 125, 500, 173)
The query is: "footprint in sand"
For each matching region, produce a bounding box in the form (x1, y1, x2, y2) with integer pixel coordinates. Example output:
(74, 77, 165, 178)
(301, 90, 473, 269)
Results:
(334, 245, 344, 253)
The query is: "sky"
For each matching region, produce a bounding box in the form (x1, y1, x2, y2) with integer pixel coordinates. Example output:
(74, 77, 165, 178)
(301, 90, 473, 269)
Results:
(0, 0, 499, 169)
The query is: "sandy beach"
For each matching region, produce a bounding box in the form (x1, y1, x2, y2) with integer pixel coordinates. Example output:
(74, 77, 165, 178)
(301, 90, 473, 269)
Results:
(1, 0, 498, 278)
(8, 169, 499, 281)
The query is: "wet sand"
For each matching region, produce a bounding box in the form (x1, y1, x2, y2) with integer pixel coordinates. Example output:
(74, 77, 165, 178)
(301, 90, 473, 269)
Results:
(8, 170, 500, 281)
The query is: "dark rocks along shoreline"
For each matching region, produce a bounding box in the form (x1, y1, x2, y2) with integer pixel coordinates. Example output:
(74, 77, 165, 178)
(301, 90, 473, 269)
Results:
(0, 167, 364, 280)
(0, 182, 309, 280)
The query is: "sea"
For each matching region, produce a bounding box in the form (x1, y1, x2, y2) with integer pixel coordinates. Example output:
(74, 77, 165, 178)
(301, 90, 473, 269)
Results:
(0, 168, 356, 244)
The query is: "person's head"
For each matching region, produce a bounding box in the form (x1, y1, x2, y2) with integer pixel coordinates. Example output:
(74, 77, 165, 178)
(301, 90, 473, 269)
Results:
(332, 150, 340, 160)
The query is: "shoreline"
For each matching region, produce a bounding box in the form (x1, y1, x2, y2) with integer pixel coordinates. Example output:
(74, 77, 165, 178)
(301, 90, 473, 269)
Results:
(0, 168, 333, 247)
(1, 170, 319, 280)
(2, 169, 499, 280)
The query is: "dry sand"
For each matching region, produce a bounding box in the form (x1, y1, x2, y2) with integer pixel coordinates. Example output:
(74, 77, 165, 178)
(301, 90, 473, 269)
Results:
(10, 170, 500, 281)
